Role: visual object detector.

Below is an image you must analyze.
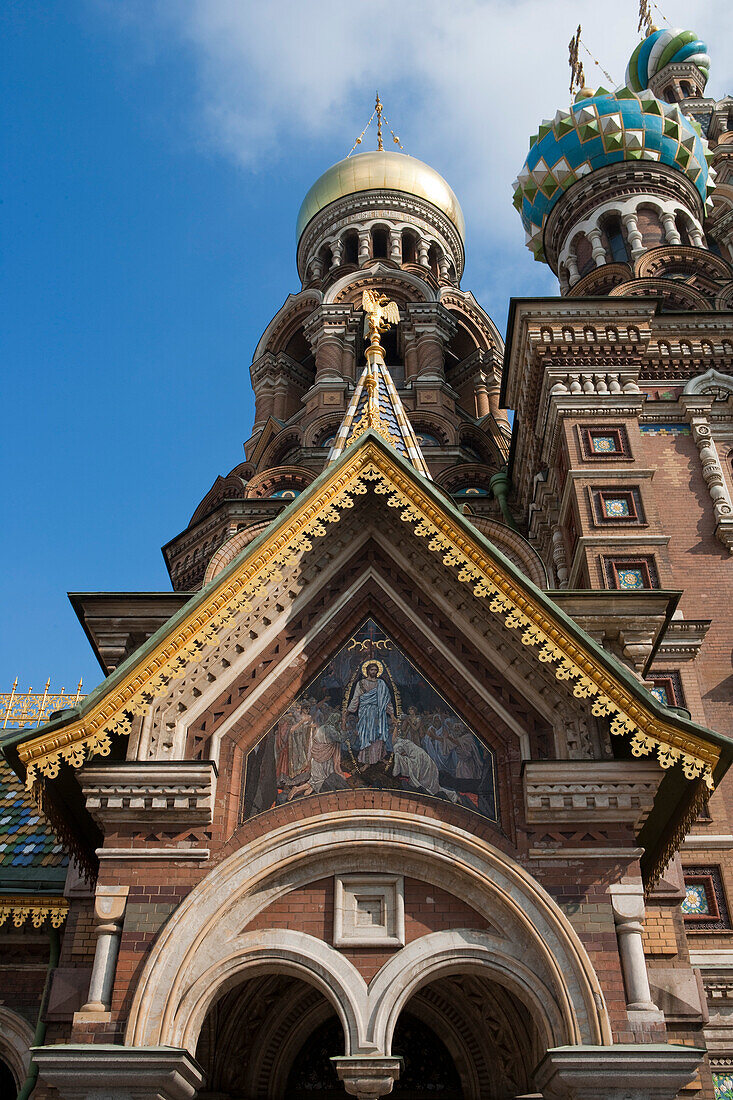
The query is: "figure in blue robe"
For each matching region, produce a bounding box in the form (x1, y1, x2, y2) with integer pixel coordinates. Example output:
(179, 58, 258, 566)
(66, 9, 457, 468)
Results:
(346, 662, 394, 764)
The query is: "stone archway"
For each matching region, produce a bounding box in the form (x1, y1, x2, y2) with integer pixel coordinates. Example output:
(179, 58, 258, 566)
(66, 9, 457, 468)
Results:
(126, 809, 611, 1063)
(0, 1005, 34, 1092)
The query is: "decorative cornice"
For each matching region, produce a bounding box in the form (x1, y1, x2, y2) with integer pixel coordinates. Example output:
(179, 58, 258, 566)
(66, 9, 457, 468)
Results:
(524, 760, 661, 828)
(14, 438, 723, 792)
(0, 895, 68, 928)
(81, 762, 216, 828)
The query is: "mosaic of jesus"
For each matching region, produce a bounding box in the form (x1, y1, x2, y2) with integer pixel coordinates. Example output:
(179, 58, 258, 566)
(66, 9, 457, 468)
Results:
(240, 619, 498, 823)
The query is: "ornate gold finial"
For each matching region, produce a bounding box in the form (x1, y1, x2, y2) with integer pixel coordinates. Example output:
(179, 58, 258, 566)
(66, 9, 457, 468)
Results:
(638, 0, 653, 36)
(568, 25, 585, 95)
(347, 96, 404, 157)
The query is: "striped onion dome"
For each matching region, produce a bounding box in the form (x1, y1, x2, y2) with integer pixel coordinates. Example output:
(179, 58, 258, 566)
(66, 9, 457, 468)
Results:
(513, 86, 716, 263)
(626, 28, 710, 93)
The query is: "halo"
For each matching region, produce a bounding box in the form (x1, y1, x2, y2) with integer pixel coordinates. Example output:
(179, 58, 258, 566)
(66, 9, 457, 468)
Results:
(361, 659, 384, 677)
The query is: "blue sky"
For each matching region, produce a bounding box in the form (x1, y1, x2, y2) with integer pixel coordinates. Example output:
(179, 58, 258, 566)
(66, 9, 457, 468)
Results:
(2, 0, 731, 697)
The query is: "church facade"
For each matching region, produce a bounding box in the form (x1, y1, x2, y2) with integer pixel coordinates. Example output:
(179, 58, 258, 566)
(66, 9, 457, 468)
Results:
(2, 22, 733, 1100)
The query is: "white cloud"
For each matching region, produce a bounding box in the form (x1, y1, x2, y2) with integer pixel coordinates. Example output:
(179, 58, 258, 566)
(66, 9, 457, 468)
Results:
(106, 0, 733, 314)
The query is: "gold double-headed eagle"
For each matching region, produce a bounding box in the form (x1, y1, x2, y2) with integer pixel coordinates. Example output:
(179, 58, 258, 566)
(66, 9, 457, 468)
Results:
(362, 289, 400, 346)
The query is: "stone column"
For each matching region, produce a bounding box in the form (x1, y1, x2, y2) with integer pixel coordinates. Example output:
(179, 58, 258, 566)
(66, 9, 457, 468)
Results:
(565, 252, 580, 286)
(474, 374, 491, 418)
(587, 227, 606, 267)
(551, 524, 569, 589)
(681, 397, 733, 552)
(315, 334, 345, 384)
(661, 211, 682, 245)
(402, 327, 419, 383)
(80, 886, 128, 1014)
(689, 224, 705, 248)
(608, 883, 659, 1014)
(333, 1056, 402, 1099)
(389, 230, 401, 263)
(417, 238, 430, 267)
(331, 238, 343, 267)
(622, 211, 644, 260)
(358, 229, 371, 265)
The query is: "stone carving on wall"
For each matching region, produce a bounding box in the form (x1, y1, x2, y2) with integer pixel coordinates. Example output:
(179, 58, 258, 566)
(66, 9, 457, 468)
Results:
(240, 618, 498, 822)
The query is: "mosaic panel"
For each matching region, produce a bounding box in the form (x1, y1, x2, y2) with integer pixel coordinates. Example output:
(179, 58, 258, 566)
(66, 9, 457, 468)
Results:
(640, 424, 692, 436)
(240, 619, 498, 823)
(682, 883, 710, 915)
(682, 867, 731, 931)
(617, 568, 645, 590)
(454, 487, 490, 497)
(591, 435, 618, 454)
(713, 1073, 733, 1100)
(604, 497, 631, 517)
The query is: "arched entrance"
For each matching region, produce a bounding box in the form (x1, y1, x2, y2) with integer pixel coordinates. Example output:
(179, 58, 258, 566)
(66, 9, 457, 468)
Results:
(194, 966, 542, 1100)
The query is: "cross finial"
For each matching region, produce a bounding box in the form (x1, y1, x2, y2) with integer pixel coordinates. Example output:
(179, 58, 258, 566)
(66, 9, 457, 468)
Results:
(568, 24, 585, 95)
(347, 96, 404, 157)
(375, 92, 384, 151)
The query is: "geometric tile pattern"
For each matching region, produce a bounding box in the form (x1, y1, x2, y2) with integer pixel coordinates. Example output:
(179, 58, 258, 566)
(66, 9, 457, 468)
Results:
(592, 435, 619, 453)
(626, 28, 709, 93)
(0, 755, 66, 870)
(640, 424, 692, 436)
(514, 86, 715, 262)
(604, 497, 631, 517)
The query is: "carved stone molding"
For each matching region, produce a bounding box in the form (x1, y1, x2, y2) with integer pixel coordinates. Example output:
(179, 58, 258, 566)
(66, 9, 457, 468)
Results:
(534, 1043, 704, 1100)
(81, 762, 216, 828)
(524, 760, 661, 828)
(680, 396, 733, 552)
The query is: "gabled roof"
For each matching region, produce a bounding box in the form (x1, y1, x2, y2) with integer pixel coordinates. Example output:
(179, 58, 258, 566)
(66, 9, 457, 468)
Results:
(4, 432, 730, 818)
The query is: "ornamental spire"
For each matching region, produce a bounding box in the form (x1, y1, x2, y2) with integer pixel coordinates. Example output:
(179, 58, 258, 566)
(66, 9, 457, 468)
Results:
(327, 292, 431, 478)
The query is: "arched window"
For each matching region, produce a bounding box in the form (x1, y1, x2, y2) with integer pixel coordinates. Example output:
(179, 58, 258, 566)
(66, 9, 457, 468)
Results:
(342, 230, 359, 266)
(371, 225, 389, 259)
(681, 80, 693, 97)
(318, 244, 332, 273)
(675, 214, 692, 246)
(601, 214, 629, 263)
(415, 431, 441, 448)
(428, 243, 440, 279)
(402, 229, 418, 264)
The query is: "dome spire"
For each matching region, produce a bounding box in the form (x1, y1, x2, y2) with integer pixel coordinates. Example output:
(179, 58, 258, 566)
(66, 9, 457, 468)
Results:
(347, 93, 404, 157)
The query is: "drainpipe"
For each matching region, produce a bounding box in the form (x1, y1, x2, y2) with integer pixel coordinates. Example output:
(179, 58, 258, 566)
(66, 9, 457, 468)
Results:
(16, 924, 61, 1100)
(489, 469, 518, 531)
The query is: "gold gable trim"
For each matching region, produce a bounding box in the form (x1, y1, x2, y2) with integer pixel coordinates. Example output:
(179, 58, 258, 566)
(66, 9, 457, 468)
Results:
(18, 441, 719, 791)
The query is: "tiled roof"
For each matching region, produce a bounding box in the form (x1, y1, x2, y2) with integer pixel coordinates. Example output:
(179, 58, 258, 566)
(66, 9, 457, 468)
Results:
(0, 755, 67, 872)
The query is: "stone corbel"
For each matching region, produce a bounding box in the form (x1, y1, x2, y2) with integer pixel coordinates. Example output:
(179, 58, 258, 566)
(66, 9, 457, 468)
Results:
(523, 761, 661, 830)
(680, 397, 733, 552)
(32, 1044, 204, 1100)
(534, 1043, 703, 1100)
(333, 1056, 402, 1099)
(81, 761, 216, 830)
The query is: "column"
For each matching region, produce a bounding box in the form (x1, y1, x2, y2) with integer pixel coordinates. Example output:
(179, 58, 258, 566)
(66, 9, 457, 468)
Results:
(389, 230, 401, 263)
(661, 211, 682, 245)
(417, 238, 430, 267)
(608, 883, 658, 1013)
(80, 886, 128, 1014)
(682, 397, 733, 551)
(565, 252, 580, 286)
(689, 224, 704, 248)
(551, 525, 569, 589)
(331, 238, 343, 267)
(358, 230, 371, 265)
(474, 374, 490, 418)
(402, 327, 419, 383)
(587, 227, 607, 267)
(333, 1056, 402, 1099)
(315, 334, 345, 384)
(622, 211, 644, 260)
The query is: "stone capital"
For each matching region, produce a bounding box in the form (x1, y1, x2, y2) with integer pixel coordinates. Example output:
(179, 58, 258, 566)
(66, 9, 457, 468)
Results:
(32, 1044, 205, 1100)
(333, 1056, 402, 1099)
(534, 1044, 704, 1100)
(608, 882, 646, 923)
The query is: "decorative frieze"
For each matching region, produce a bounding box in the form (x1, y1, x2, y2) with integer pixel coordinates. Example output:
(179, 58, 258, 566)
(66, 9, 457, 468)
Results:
(81, 762, 215, 828)
(524, 760, 661, 828)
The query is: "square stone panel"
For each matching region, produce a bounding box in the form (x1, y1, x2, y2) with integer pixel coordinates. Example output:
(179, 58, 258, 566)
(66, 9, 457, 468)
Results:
(334, 874, 405, 948)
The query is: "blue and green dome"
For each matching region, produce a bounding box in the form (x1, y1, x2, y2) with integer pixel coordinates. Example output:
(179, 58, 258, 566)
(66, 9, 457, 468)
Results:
(626, 28, 709, 92)
(513, 86, 715, 262)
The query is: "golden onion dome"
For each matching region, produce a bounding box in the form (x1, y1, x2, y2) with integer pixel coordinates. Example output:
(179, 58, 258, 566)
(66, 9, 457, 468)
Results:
(296, 151, 465, 242)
